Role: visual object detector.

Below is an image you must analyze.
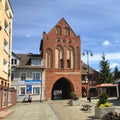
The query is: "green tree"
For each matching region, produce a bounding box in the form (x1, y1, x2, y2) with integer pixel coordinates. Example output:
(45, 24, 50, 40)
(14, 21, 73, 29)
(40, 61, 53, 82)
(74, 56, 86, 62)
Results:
(99, 53, 113, 83)
(113, 66, 120, 80)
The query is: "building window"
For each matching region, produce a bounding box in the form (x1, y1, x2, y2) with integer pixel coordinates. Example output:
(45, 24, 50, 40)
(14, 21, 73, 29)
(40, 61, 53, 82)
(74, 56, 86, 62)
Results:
(33, 87, 40, 95)
(67, 59, 71, 68)
(32, 72, 41, 80)
(67, 47, 75, 69)
(5, 1, 10, 17)
(64, 27, 70, 36)
(31, 59, 41, 66)
(60, 59, 64, 68)
(3, 59, 8, 73)
(5, 1, 9, 11)
(69, 39, 72, 43)
(56, 26, 61, 35)
(20, 72, 26, 81)
(56, 38, 60, 42)
(20, 87, 25, 95)
(11, 72, 14, 81)
(4, 39, 8, 53)
(63, 39, 66, 43)
(12, 59, 17, 65)
(4, 19, 9, 34)
(55, 46, 64, 69)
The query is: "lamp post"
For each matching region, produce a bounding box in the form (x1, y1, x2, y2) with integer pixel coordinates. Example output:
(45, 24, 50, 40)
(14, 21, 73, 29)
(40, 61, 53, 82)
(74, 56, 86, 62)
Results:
(82, 50, 93, 102)
(40, 81, 42, 102)
(40, 71, 43, 102)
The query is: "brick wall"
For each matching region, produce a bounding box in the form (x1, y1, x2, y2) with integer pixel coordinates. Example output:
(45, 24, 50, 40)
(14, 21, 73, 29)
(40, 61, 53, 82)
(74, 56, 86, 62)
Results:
(41, 18, 82, 100)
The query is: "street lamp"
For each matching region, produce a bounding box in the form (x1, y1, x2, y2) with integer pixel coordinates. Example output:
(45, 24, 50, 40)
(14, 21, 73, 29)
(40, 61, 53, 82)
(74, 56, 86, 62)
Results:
(40, 71, 43, 102)
(82, 50, 93, 102)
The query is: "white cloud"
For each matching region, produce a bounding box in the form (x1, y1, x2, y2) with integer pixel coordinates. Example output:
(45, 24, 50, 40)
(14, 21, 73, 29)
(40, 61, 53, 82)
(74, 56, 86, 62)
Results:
(82, 52, 120, 62)
(82, 53, 120, 71)
(102, 40, 110, 46)
(106, 53, 120, 60)
(110, 63, 120, 69)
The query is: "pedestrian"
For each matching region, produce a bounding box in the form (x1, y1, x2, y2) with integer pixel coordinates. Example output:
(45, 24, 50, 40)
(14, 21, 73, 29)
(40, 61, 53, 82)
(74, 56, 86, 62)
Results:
(87, 96, 91, 102)
(28, 95, 32, 103)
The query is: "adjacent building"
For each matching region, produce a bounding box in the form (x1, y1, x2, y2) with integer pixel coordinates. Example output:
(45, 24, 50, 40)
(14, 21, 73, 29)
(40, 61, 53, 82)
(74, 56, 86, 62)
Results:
(0, 0, 16, 110)
(81, 62, 99, 97)
(11, 53, 45, 101)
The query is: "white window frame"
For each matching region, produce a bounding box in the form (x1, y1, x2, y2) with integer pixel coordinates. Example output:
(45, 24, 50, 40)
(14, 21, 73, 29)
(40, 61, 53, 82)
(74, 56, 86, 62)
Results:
(20, 72, 26, 81)
(19, 86, 26, 95)
(5, 1, 9, 11)
(4, 19, 9, 34)
(3, 59, 8, 73)
(31, 59, 42, 66)
(33, 87, 40, 95)
(4, 39, 8, 53)
(12, 59, 17, 66)
(32, 72, 41, 80)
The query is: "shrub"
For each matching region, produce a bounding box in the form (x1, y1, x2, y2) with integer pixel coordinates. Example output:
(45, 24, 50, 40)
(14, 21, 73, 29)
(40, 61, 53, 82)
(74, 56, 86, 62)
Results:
(96, 92, 112, 107)
(71, 92, 79, 100)
(98, 92, 108, 106)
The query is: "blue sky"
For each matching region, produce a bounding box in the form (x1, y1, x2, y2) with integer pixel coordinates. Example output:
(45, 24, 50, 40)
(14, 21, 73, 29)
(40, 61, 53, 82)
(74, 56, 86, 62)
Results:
(10, 0, 120, 71)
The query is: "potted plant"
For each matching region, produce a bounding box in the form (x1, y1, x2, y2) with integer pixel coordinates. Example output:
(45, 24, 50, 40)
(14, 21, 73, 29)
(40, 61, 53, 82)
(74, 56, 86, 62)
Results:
(70, 92, 79, 106)
(95, 92, 115, 119)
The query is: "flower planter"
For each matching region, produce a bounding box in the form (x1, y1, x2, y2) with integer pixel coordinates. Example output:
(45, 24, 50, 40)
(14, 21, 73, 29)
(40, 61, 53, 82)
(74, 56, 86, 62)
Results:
(71, 99, 80, 106)
(95, 106, 115, 119)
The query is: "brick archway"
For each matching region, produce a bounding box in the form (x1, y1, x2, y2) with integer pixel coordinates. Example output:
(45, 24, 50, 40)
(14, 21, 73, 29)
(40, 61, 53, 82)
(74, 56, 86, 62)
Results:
(51, 78, 74, 100)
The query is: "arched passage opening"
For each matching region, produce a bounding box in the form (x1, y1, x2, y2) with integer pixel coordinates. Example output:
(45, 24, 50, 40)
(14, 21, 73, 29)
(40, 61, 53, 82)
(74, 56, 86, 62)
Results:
(52, 78, 74, 100)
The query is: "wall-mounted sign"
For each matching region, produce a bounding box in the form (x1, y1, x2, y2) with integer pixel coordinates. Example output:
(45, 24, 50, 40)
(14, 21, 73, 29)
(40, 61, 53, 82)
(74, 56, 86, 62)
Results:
(25, 80, 42, 84)
(26, 85, 32, 94)
(18, 80, 25, 84)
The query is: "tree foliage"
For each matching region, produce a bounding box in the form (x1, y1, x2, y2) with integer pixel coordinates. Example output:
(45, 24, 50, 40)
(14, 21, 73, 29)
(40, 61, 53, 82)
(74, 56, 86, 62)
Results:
(98, 92, 108, 106)
(113, 66, 120, 80)
(99, 53, 113, 83)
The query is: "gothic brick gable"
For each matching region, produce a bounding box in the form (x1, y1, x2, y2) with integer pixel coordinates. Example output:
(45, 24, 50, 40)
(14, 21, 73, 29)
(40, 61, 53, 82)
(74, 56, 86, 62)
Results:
(40, 18, 82, 100)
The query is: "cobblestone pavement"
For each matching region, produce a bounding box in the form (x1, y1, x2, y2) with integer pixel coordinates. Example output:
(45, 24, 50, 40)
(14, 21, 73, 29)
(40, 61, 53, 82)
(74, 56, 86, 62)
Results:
(49, 100, 95, 120)
(1, 97, 120, 120)
(49, 98, 120, 120)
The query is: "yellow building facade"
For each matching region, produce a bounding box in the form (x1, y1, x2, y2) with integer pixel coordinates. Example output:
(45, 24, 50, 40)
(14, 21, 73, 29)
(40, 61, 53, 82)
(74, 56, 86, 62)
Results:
(0, 0, 13, 87)
(0, 0, 16, 110)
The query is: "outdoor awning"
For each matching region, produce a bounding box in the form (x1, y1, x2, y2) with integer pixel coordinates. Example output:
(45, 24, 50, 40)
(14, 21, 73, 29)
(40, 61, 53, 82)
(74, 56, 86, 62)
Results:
(95, 83, 118, 88)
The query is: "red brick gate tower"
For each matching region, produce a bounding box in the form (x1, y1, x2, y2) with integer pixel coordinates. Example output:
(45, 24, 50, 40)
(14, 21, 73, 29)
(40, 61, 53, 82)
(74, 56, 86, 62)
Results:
(40, 18, 82, 100)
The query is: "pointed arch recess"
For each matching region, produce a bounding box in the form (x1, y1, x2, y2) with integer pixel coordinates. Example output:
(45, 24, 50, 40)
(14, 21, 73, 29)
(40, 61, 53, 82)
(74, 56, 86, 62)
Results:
(46, 48, 53, 68)
(67, 46, 75, 69)
(55, 45, 64, 69)
(51, 77, 74, 100)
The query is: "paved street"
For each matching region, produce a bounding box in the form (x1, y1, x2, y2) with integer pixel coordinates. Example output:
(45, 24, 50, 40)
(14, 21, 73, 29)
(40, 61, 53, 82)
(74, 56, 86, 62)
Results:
(1, 98, 120, 120)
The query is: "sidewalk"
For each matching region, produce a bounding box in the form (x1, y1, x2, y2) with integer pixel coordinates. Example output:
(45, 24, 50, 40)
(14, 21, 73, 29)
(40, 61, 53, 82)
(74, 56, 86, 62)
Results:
(0, 97, 120, 120)
(0, 110, 13, 119)
(0, 102, 59, 120)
